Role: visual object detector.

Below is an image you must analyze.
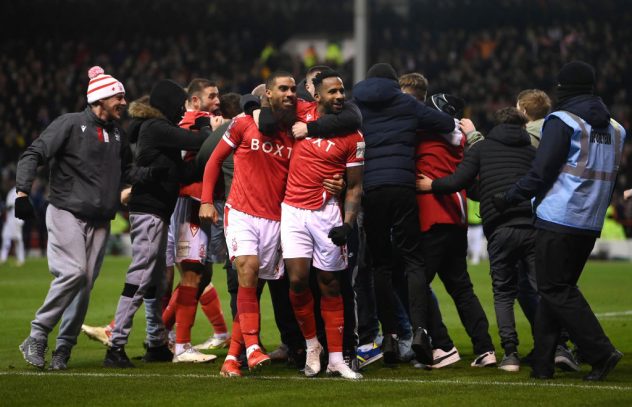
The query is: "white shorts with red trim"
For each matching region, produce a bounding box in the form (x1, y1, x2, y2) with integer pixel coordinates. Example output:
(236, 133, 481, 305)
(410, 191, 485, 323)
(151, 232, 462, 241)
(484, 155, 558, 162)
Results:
(172, 197, 227, 265)
(224, 204, 284, 280)
(280, 199, 347, 271)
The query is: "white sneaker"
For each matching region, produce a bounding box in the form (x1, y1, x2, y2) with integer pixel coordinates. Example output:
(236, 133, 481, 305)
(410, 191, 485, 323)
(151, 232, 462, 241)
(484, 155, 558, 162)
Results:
(471, 350, 497, 367)
(326, 362, 364, 380)
(172, 345, 217, 363)
(193, 334, 230, 350)
(431, 346, 461, 369)
(81, 324, 111, 347)
(304, 342, 323, 377)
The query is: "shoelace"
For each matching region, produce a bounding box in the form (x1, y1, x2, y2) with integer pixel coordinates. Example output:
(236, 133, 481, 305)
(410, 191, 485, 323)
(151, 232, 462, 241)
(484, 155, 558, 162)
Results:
(31, 340, 47, 356)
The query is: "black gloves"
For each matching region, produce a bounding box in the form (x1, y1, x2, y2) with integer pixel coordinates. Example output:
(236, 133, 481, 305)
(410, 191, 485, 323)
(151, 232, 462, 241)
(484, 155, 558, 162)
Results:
(15, 196, 35, 220)
(149, 166, 170, 180)
(492, 192, 510, 213)
(191, 115, 211, 130)
(328, 223, 353, 246)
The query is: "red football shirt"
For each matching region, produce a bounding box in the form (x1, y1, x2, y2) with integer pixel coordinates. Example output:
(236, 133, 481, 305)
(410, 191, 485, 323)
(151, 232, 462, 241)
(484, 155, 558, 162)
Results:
(178, 110, 209, 199)
(415, 128, 467, 232)
(201, 114, 293, 221)
(283, 101, 365, 210)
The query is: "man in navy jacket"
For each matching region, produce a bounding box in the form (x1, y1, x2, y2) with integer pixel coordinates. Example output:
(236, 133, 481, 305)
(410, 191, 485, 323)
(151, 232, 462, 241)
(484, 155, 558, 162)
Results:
(352, 63, 454, 364)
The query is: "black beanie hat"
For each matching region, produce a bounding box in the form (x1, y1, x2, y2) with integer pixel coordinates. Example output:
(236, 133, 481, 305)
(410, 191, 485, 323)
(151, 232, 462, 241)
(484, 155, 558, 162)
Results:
(150, 79, 187, 124)
(366, 63, 398, 80)
(557, 61, 595, 89)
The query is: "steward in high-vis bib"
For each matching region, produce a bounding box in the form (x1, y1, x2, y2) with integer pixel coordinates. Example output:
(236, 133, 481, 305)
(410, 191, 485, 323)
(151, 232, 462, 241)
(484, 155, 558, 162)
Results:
(496, 61, 627, 382)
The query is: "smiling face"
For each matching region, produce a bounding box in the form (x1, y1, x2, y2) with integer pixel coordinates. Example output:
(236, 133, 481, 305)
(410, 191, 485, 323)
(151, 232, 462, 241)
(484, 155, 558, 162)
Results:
(315, 76, 345, 114)
(99, 93, 127, 121)
(266, 76, 297, 112)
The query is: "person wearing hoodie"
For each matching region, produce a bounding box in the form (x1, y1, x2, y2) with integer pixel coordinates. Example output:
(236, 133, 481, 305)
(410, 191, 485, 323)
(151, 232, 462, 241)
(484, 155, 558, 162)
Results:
(495, 61, 626, 381)
(352, 63, 454, 365)
(104, 79, 210, 368)
(418, 107, 536, 372)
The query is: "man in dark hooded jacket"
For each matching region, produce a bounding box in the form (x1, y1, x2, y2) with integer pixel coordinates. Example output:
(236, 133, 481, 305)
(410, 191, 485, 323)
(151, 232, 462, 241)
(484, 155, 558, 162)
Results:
(104, 80, 210, 368)
(352, 63, 454, 364)
(496, 61, 626, 381)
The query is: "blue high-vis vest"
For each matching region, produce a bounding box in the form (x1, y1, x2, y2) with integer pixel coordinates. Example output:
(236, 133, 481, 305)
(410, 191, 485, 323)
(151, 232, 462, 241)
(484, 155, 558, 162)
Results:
(534, 110, 626, 233)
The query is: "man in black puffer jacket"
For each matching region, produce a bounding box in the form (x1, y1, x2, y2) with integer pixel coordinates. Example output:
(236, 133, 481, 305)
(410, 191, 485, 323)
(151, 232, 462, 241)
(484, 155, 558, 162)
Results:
(353, 63, 455, 365)
(417, 107, 537, 372)
(105, 80, 211, 368)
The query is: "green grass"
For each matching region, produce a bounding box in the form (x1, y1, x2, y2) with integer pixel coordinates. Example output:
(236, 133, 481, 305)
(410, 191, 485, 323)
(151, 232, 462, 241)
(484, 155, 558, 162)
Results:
(1, 257, 631, 406)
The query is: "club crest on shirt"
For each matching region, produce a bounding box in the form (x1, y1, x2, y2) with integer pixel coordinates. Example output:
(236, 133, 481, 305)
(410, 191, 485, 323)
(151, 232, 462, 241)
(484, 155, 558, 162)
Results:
(231, 237, 238, 252)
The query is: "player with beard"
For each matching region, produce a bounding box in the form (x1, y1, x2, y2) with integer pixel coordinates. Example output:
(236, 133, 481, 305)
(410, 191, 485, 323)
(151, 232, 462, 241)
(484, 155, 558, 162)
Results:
(282, 70, 364, 380)
(162, 78, 229, 362)
(199, 71, 297, 376)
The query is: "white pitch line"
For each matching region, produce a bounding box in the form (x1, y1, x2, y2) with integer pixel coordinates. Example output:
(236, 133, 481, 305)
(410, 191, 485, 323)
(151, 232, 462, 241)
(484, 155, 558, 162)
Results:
(596, 310, 632, 318)
(0, 371, 630, 392)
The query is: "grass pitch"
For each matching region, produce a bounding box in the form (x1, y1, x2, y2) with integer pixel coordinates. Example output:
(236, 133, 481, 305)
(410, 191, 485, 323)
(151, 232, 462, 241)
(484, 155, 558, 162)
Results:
(1, 256, 631, 406)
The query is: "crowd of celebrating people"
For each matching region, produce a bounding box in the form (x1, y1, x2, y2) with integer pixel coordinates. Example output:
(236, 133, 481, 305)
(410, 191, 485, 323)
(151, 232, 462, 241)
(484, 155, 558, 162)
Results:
(1, 0, 630, 384)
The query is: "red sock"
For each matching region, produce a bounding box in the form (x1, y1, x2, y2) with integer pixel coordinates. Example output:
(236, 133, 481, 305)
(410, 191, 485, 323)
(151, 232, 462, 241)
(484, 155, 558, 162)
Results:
(321, 296, 344, 353)
(237, 286, 260, 349)
(107, 319, 115, 330)
(227, 315, 244, 358)
(199, 285, 228, 335)
(175, 286, 198, 344)
(289, 290, 317, 340)
(162, 285, 180, 330)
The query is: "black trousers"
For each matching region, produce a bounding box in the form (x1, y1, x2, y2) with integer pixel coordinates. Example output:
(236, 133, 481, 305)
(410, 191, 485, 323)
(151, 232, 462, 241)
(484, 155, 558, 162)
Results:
(487, 225, 537, 351)
(363, 186, 429, 334)
(532, 229, 614, 374)
(421, 224, 494, 355)
(352, 212, 380, 345)
(225, 258, 238, 320)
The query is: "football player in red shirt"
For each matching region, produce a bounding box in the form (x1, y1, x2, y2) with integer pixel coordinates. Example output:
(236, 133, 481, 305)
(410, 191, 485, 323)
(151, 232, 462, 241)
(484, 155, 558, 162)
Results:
(282, 70, 364, 380)
(199, 72, 297, 376)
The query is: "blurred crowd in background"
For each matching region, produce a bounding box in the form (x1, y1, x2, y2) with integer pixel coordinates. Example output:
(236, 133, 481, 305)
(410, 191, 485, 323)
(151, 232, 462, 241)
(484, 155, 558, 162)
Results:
(1, 0, 631, 254)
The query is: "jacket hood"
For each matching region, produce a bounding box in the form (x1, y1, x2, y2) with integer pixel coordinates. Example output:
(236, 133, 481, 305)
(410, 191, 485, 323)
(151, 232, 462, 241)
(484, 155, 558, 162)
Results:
(150, 79, 187, 125)
(486, 123, 532, 147)
(556, 95, 611, 128)
(128, 100, 165, 120)
(127, 101, 165, 143)
(353, 77, 401, 104)
(297, 78, 315, 101)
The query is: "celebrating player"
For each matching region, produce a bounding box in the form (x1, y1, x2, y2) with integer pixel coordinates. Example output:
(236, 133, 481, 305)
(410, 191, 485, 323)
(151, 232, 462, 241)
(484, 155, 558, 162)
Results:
(282, 70, 364, 380)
